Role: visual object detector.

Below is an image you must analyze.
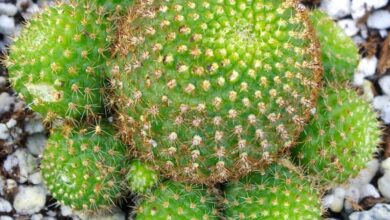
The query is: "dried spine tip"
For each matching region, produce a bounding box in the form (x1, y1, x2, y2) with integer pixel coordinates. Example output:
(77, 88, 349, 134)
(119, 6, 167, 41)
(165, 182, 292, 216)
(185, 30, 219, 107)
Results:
(292, 85, 381, 184)
(112, 0, 322, 184)
(224, 164, 322, 219)
(7, 0, 113, 122)
(41, 124, 129, 211)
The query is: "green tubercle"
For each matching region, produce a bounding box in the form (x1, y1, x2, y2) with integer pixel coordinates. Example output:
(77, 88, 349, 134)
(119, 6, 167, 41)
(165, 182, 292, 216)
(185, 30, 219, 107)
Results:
(41, 123, 129, 211)
(292, 85, 381, 184)
(310, 10, 359, 83)
(224, 163, 322, 220)
(111, 0, 323, 184)
(127, 160, 159, 194)
(6, 1, 113, 122)
(135, 181, 219, 220)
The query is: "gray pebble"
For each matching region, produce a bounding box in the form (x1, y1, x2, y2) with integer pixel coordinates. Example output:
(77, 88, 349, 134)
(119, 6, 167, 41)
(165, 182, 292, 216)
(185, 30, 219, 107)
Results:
(26, 133, 47, 156)
(350, 204, 390, 220)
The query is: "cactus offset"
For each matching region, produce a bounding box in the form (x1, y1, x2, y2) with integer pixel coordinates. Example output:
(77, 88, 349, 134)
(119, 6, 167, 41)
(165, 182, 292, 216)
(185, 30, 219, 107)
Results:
(127, 160, 159, 194)
(291, 85, 381, 184)
(41, 124, 129, 211)
(6, 1, 113, 123)
(309, 10, 359, 83)
(224, 163, 322, 220)
(135, 181, 219, 219)
(111, 0, 322, 184)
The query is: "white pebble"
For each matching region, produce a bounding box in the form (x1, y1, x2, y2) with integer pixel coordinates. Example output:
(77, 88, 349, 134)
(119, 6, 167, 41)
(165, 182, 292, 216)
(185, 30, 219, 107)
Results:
(322, 187, 346, 213)
(0, 176, 4, 195)
(0, 15, 14, 35)
(0, 3, 17, 17)
(0, 124, 9, 140)
(338, 19, 359, 36)
(381, 107, 390, 124)
(350, 160, 380, 186)
(380, 29, 388, 38)
(31, 214, 43, 220)
(382, 157, 390, 170)
(0, 198, 11, 212)
(359, 184, 381, 200)
(13, 186, 46, 215)
(352, 0, 389, 20)
(368, 10, 390, 29)
(0, 216, 13, 220)
(60, 205, 73, 217)
(3, 149, 38, 183)
(320, 0, 351, 19)
(5, 119, 16, 129)
(24, 117, 44, 135)
(5, 179, 17, 194)
(373, 95, 390, 110)
(345, 186, 360, 213)
(353, 56, 378, 86)
(28, 172, 43, 185)
(379, 76, 390, 96)
(0, 93, 14, 115)
(26, 133, 46, 156)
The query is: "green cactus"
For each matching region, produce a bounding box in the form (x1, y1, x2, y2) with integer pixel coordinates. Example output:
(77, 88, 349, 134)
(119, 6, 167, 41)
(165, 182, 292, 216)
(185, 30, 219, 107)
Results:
(6, 1, 113, 123)
(224, 163, 322, 220)
(95, 0, 134, 11)
(111, 0, 323, 184)
(41, 123, 129, 211)
(291, 85, 381, 184)
(127, 160, 159, 194)
(134, 181, 219, 220)
(309, 10, 359, 83)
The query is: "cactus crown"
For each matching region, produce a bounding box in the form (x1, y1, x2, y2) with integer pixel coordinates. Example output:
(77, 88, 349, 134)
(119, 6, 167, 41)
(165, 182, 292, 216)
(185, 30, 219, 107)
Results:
(111, 0, 322, 184)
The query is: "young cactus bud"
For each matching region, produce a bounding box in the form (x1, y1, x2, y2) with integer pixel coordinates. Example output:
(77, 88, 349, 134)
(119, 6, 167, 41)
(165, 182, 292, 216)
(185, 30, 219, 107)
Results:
(127, 160, 159, 194)
(134, 181, 219, 219)
(6, 0, 113, 123)
(224, 163, 322, 220)
(41, 123, 129, 211)
(292, 85, 381, 184)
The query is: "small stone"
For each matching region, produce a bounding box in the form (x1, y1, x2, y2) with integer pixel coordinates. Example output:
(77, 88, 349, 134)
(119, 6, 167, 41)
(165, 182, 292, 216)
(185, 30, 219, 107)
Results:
(0, 216, 13, 220)
(0, 93, 15, 115)
(24, 117, 44, 135)
(28, 172, 43, 185)
(353, 56, 378, 86)
(351, 0, 389, 20)
(367, 10, 390, 29)
(382, 157, 390, 170)
(378, 175, 390, 201)
(345, 186, 361, 213)
(13, 186, 46, 215)
(0, 3, 18, 16)
(0, 124, 9, 140)
(3, 149, 38, 183)
(26, 133, 46, 156)
(5, 179, 17, 195)
(0, 15, 14, 35)
(359, 184, 380, 200)
(338, 19, 359, 36)
(350, 160, 380, 186)
(322, 187, 345, 213)
(379, 75, 390, 96)
(0, 176, 4, 195)
(31, 214, 43, 220)
(5, 119, 17, 129)
(60, 205, 73, 217)
(77, 207, 125, 220)
(381, 107, 390, 124)
(0, 198, 11, 212)
(349, 204, 390, 220)
(373, 96, 390, 111)
(320, 0, 351, 19)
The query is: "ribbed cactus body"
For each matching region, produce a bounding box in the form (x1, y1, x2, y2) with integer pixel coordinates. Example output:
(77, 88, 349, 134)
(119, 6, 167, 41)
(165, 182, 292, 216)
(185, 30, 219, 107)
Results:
(224, 164, 322, 220)
(111, 0, 322, 184)
(127, 160, 159, 194)
(292, 86, 381, 184)
(7, 1, 113, 122)
(310, 10, 359, 83)
(135, 181, 218, 220)
(41, 124, 129, 211)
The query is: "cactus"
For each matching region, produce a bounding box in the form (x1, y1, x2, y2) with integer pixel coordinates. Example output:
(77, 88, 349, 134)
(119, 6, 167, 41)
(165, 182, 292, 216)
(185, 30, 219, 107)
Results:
(309, 10, 359, 83)
(224, 163, 322, 220)
(111, 0, 323, 184)
(291, 85, 381, 184)
(134, 181, 219, 219)
(6, 1, 114, 123)
(4, 0, 383, 217)
(41, 123, 129, 211)
(127, 160, 159, 194)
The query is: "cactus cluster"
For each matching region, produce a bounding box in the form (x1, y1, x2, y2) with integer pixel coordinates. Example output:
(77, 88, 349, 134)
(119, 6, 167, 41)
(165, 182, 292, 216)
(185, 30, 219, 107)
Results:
(5, 0, 382, 218)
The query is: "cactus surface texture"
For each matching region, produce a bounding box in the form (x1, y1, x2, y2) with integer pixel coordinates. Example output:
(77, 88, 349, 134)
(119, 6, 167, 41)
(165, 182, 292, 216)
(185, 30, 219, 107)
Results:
(309, 10, 359, 83)
(41, 124, 129, 211)
(292, 85, 381, 184)
(135, 181, 218, 220)
(127, 160, 159, 194)
(224, 164, 322, 220)
(111, 0, 322, 184)
(6, 1, 113, 123)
